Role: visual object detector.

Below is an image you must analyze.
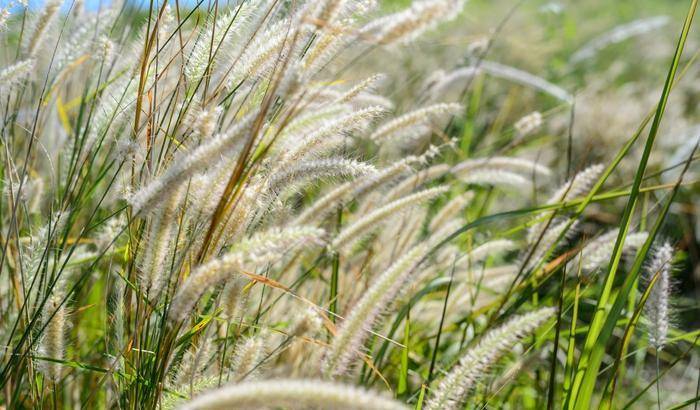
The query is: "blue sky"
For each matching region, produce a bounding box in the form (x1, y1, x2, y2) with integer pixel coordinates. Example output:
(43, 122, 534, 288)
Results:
(2, 0, 112, 11)
(1, 0, 203, 11)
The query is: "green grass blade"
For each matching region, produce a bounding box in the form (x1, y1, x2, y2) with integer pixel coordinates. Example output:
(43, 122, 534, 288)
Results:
(566, 2, 698, 407)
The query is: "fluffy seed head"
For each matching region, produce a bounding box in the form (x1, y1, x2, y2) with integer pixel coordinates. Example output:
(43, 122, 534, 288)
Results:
(514, 111, 543, 137)
(169, 226, 325, 322)
(322, 243, 428, 377)
(369, 103, 463, 143)
(179, 379, 407, 410)
(642, 242, 674, 350)
(547, 163, 604, 204)
(331, 186, 448, 251)
(425, 308, 555, 410)
(0, 59, 35, 89)
(362, 0, 465, 45)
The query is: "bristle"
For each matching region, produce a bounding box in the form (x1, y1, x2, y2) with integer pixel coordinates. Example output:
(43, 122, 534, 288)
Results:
(267, 158, 376, 195)
(456, 169, 534, 189)
(525, 219, 579, 271)
(429, 192, 474, 232)
(24, 0, 62, 56)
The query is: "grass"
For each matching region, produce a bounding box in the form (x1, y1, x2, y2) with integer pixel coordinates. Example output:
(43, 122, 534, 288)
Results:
(0, 0, 699, 409)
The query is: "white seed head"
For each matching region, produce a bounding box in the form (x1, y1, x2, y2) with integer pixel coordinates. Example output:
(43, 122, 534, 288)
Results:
(169, 226, 325, 322)
(514, 111, 543, 137)
(179, 379, 407, 410)
(643, 242, 674, 350)
(425, 308, 555, 410)
(322, 243, 428, 377)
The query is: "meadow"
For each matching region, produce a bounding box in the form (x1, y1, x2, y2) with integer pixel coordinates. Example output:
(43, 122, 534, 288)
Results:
(0, 0, 699, 408)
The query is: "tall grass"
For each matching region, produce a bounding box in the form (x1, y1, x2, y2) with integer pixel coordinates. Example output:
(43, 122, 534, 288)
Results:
(0, 0, 698, 408)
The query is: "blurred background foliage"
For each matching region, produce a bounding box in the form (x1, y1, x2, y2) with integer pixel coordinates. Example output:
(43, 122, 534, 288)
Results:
(375, 0, 700, 341)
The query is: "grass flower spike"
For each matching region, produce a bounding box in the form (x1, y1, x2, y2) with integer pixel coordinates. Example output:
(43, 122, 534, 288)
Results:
(425, 308, 555, 410)
(642, 242, 674, 350)
(0, 0, 696, 408)
(179, 379, 407, 410)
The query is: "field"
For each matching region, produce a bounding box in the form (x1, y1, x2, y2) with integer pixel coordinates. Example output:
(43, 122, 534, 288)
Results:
(0, 0, 699, 408)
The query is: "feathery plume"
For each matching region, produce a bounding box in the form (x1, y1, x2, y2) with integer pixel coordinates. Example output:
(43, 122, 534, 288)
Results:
(429, 192, 474, 232)
(322, 243, 428, 377)
(642, 242, 674, 350)
(291, 182, 355, 226)
(24, 0, 62, 56)
(291, 155, 419, 226)
(86, 76, 139, 152)
(471, 265, 520, 288)
(466, 240, 517, 264)
(267, 158, 376, 195)
(162, 377, 218, 410)
(301, 17, 355, 78)
(279, 105, 387, 165)
(333, 74, 385, 105)
(353, 155, 426, 197)
(570, 16, 670, 63)
(350, 93, 395, 110)
(369, 103, 462, 143)
(36, 292, 68, 382)
(525, 219, 579, 271)
(526, 164, 603, 254)
(514, 111, 543, 137)
(425, 67, 480, 101)
(221, 277, 248, 323)
(228, 11, 301, 87)
(425, 308, 555, 410)
(186, 104, 224, 139)
(21, 211, 69, 286)
(290, 307, 324, 338)
(139, 187, 182, 297)
(386, 163, 451, 200)
(478, 60, 573, 104)
(179, 379, 407, 410)
(567, 230, 648, 274)
(331, 186, 448, 251)
(452, 156, 551, 178)
(231, 335, 267, 380)
(185, 6, 255, 83)
(175, 338, 213, 387)
(456, 169, 533, 189)
(546, 163, 604, 204)
(54, 10, 116, 72)
(129, 112, 257, 214)
(169, 226, 325, 322)
(361, 0, 464, 45)
(0, 59, 35, 90)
